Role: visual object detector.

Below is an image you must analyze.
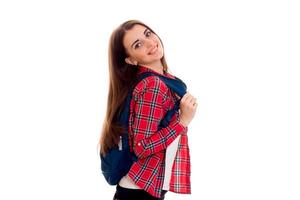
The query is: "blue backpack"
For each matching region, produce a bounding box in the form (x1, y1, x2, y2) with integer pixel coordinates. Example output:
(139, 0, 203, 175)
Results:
(100, 72, 187, 185)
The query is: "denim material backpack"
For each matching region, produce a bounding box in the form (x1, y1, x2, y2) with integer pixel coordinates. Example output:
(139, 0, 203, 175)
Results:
(100, 72, 187, 185)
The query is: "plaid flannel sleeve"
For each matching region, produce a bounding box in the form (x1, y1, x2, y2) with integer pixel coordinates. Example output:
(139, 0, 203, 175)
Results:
(131, 77, 187, 159)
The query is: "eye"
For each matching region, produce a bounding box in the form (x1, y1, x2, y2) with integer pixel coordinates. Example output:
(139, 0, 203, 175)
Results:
(145, 31, 152, 37)
(134, 42, 142, 49)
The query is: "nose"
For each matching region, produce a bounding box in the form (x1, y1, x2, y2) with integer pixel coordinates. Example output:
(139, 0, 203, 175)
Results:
(145, 38, 155, 48)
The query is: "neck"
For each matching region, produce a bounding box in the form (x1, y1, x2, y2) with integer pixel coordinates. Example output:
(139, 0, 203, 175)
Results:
(143, 61, 164, 75)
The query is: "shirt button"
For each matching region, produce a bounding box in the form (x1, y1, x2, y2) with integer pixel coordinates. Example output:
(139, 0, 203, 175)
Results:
(137, 143, 141, 146)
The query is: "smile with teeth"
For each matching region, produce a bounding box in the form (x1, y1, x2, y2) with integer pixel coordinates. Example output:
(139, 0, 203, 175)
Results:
(148, 45, 158, 55)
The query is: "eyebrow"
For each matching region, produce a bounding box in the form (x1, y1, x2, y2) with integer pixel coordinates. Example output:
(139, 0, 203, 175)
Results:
(131, 28, 149, 48)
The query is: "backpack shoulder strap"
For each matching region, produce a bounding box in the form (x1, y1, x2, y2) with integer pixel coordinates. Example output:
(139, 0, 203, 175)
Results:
(134, 72, 187, 98)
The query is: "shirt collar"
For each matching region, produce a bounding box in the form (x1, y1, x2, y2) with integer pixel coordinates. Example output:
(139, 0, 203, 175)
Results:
(138, 65, 175, 79)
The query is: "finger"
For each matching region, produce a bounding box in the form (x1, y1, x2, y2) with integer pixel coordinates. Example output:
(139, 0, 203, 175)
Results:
(187, 96, 196, 104)
(181, 93, 190, 102)
(193, 102, 198, 108)
(192, 98, 197, 104)
(185, 94, 193, 102)
(180, 95, 186, 103)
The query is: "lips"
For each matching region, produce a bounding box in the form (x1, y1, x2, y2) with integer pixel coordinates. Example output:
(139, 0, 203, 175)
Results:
(148, 45, 158, 55)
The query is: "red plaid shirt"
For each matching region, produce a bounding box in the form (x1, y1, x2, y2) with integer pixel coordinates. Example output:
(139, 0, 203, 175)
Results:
(127, 66, 191, 198)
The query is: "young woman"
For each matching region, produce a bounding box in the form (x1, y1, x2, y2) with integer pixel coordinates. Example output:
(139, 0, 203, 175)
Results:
(99, 20, 197, 200)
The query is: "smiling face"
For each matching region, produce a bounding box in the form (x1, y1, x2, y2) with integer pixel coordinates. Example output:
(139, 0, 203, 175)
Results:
(123, 24, 164, 68)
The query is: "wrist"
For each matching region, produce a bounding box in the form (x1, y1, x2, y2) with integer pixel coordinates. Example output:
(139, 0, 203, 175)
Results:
(179, 120, 188, 128)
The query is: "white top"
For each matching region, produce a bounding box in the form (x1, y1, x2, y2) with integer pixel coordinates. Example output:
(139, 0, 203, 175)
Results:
(119, 174, 141, 189)
(119, 135, 181, 190)
(162, 135, 180, 190)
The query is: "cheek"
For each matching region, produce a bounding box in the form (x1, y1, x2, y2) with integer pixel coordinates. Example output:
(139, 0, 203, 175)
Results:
(154, 39, 163, 52)
(154, 36, 162, 45)
(158, 41, 163, 50)
(129, 49, 143, 58)
(131, 50, 148, 62)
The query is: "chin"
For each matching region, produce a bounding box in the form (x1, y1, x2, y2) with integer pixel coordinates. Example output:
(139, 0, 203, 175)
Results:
(158, 53, 164, 60)
(155, 49, 164, 58)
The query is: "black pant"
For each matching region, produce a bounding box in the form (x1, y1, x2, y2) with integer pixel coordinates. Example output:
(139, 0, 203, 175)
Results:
(113, 184, 167, 200)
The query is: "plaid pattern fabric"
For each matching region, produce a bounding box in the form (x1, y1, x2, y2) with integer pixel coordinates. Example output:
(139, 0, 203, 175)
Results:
(127, 66, 191, 198)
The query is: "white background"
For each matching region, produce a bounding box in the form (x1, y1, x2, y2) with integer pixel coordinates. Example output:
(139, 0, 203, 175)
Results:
(0, 0, 300, 199)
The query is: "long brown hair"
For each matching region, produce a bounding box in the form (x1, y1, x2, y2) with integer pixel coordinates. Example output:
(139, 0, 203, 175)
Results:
(99, 20, 168, 155)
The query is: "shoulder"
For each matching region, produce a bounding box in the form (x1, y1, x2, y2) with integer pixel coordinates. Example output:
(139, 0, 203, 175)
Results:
(133, 76, 169, 98)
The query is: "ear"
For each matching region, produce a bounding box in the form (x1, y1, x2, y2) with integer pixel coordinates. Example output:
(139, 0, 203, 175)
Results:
(125, 57, 138, 65)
